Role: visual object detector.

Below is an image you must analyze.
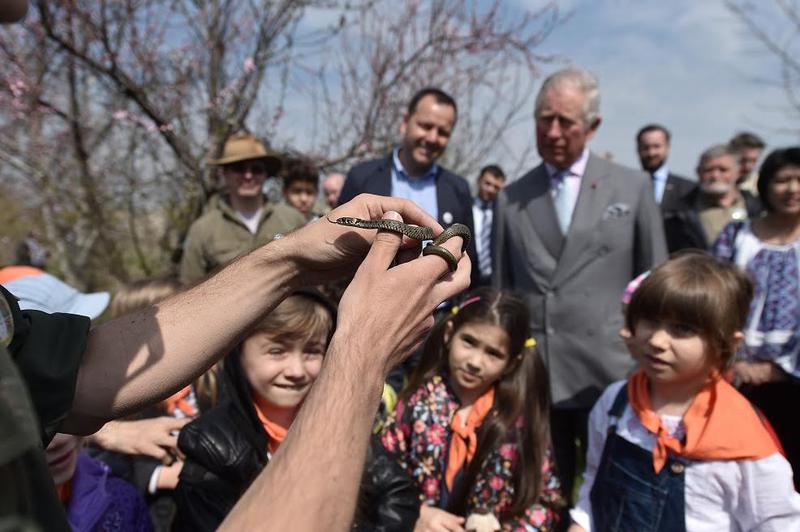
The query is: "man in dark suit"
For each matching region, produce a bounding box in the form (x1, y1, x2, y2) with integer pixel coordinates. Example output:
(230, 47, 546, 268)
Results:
(493, 67, 667, 503)
(472, 165, 506, 286)
(636, 124, 696, 215)
(338, 87, 478, 281)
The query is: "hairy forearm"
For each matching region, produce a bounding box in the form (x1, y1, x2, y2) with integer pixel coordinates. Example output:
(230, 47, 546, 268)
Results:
(221, 336, 385, 532)
(65, 239, 300, 432)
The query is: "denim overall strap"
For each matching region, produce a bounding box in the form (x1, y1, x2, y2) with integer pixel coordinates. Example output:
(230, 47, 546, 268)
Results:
(589, 384, 687, 532)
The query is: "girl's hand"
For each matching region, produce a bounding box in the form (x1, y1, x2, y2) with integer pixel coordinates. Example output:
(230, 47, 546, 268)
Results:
(733, 360, 787, 385)
(88, 417, 189, 463)
(156, 460, 184, 490)
(414, 505, 466, 532)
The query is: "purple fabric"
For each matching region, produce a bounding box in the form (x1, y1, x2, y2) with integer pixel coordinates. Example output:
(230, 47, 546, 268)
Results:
(66, 452, 153, 532)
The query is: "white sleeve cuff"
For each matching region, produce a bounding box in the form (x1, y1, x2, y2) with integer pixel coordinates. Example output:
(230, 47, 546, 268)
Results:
(569, 506, 591, 532)
(148, 465, 163, 494)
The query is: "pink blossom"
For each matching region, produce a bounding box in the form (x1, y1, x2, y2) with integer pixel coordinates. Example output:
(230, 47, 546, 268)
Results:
(413, 419, 426, 433)
(243, 57, 256, 73)
(489, 475, 504, 490)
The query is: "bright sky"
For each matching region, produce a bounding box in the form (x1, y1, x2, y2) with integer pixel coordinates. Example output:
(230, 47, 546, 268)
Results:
(506, 0, 798, 179)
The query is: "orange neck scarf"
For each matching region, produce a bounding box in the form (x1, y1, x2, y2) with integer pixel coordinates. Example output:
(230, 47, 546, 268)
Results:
(57, 479, 73, 505)
(163, 385, 197, 417)
(252, 395, 290, 455)
(627, 369, 781, 473)
(445, 386, 495, 490)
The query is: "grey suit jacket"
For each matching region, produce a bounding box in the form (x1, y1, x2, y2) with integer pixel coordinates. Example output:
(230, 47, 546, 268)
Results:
(493, 153, 667, 409)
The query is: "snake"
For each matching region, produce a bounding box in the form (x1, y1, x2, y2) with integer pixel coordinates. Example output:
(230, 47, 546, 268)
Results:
(329, 216, 471, 272)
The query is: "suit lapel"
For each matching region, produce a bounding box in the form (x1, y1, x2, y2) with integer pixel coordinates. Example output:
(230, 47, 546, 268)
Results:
(375, 157, 393, 196)
(523, 165, 564, 260)
(553, 154, 613, 286)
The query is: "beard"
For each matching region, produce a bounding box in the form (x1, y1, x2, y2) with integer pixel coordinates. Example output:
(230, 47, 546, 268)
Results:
(700, 180, 735, 196)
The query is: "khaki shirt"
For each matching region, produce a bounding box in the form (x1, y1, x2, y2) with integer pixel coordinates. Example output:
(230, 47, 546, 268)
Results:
(179, 196, 306, 285)
(697, 193, 749, 245)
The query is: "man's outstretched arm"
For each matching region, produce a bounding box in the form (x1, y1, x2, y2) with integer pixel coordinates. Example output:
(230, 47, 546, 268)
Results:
(62, 194, 447, 434)
(222, 211, 471, 531)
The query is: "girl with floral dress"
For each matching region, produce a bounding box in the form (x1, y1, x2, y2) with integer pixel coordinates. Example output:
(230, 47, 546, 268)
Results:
(712, 147, 800, 489)
(379, 288, 563, 532)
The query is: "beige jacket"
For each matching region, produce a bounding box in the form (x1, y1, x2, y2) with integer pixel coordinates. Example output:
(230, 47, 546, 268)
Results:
(179, 196, 306, 285)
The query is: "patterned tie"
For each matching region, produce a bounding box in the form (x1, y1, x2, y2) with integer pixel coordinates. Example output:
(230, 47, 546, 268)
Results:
(553, 170, 573, 235)
(478, 201, 492, 278)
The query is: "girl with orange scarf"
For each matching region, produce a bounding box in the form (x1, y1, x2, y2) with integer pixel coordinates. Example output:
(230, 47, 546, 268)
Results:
(379, 288, 563, 531)
(569, 253, 800, 532)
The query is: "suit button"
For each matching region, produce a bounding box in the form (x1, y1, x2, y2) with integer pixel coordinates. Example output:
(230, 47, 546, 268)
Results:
(546, 327, 555, 335)
(670, 462, 685, 474)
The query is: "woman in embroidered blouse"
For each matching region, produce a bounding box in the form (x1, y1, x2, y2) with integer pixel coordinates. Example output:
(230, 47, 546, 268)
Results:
(379, 288, 563, 532)
(712, 146, 800, 489)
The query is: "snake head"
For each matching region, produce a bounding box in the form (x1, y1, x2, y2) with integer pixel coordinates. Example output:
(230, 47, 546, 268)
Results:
(330, 216, 360, 226)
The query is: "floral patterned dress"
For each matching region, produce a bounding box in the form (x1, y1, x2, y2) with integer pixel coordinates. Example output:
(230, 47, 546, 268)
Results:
(379, 376, 562, 531)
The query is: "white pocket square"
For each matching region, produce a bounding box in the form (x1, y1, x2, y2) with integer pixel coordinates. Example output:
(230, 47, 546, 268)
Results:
(603, 202, 630, 220)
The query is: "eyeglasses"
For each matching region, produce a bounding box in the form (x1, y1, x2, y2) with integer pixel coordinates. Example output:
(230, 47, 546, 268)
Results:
(228, 162, 267, 175)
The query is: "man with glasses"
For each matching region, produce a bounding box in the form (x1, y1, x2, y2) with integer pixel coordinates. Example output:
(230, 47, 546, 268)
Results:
(179, 133, 306, 285)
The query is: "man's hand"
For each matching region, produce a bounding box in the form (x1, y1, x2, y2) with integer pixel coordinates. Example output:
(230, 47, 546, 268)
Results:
(733, 360, 787, 386)
(334, 210, 471, 373)
(414, 505, 466, 532)
(280, 193, 445, 287)
(88, 417, 189, 463)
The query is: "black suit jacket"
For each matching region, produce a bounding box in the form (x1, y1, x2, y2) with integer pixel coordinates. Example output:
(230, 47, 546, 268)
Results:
(340, 155, 479, 286)
(659, 172, 696, 213)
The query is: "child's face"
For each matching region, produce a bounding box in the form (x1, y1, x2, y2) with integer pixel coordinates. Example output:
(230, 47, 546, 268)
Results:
(628, 318, 714, 385)
(46, 433, 82, 486)
(446, 320, 510, 401)
(241, 330, 326, 410)
(284, 182, 317, 214)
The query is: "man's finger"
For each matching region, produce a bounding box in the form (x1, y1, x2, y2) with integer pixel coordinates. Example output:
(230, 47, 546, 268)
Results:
(420, 231, 467, 279)
(429, 253, 472, 305)
(362, 211, 405, 272)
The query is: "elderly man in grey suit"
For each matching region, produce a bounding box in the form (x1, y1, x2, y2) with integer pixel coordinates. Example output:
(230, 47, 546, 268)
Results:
(493, 67, 667, 503)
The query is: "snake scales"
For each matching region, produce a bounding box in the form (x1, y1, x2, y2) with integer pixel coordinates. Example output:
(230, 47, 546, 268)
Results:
(329, 216, 471, 272)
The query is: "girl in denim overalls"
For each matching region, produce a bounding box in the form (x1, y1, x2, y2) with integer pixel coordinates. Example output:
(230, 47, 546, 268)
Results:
(569, 253, 800, 532)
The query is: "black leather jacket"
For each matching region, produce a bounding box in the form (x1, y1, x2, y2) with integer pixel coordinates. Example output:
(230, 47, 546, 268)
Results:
(174, 350, 418, 531)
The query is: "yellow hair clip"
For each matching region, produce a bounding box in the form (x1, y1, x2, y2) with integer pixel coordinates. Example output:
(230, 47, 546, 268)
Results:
(451, 306, 459, 315)
(524, 337, 536, 349)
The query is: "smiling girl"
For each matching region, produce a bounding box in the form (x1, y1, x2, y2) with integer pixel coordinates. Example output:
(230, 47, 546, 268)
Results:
(379, 288, 562, 531)
(569, 253, 800, 532)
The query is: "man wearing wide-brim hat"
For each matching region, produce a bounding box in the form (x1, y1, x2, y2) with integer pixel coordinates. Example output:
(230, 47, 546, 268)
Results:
(179, 133, 307, 285)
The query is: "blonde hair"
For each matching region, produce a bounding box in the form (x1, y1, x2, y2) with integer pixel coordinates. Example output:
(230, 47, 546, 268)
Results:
(109, 277, 180, 318)
(251, 293, 335, 345)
